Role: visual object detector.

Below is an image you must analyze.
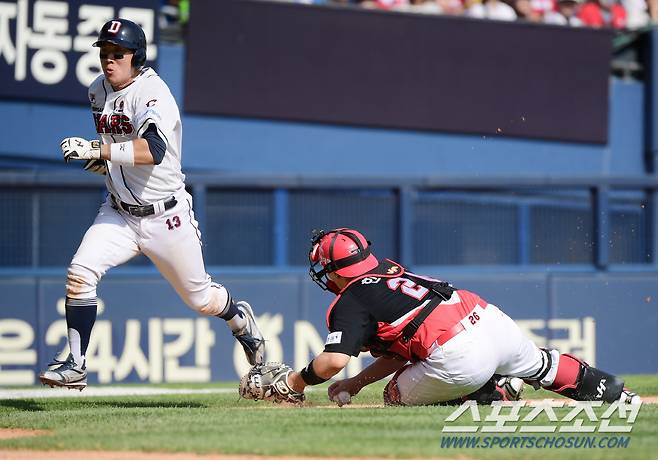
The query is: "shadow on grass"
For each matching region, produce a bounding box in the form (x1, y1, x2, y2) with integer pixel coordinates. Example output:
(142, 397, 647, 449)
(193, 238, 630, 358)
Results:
(88, 401, 208, 409)
(0, 400, 208, 412)
(0, 399, 45, 412)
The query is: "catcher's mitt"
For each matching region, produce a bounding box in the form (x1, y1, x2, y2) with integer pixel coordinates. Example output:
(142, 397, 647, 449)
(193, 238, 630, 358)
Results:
(239, 362, 305, 405)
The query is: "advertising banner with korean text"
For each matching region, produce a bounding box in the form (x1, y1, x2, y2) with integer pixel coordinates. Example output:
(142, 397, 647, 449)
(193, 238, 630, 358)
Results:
(0, 0, 159, 104)
(0, 272, 656, 386)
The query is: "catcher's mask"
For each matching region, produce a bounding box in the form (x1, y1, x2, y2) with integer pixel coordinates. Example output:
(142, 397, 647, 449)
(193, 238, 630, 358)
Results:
(308, 228, 379, 293)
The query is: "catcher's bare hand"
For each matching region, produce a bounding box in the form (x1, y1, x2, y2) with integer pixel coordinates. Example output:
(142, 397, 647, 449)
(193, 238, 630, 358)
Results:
(61, 137, 101, 162)
(239, 362, 305, 405)
(328, 377, 361, 402)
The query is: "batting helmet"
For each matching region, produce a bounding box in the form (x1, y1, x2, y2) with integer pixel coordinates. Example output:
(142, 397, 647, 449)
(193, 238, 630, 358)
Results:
(309, 228, 379, 292)
(93, 19, 147, 68)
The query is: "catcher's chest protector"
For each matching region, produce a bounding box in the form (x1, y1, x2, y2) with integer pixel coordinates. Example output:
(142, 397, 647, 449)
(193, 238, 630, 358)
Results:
(326, 260, 482, 361)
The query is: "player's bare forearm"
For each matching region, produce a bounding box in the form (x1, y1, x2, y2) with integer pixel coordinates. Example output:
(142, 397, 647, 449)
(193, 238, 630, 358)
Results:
(288, 351, 350, 392)
(327, 356, 408, 399)
(352, 356, 408, 388)
(100, 139, 154, 165)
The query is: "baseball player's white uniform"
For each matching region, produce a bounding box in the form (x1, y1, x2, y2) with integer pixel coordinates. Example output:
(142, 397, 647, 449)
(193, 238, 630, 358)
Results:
(39, 19, 264, 390)
(74, 68, 208, 309)
(387, 296, 544, 405)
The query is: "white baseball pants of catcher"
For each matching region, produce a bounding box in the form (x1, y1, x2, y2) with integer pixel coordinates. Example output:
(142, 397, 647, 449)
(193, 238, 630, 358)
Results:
(394, 303, 545, 405)
(66, 189, 229, 316)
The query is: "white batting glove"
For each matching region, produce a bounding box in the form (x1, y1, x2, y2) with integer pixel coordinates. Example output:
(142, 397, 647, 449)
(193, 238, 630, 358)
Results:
(60, 137, 101, 163)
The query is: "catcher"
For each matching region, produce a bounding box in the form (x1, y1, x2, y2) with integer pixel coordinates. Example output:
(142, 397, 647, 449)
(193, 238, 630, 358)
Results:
(240, 228, 640, 406)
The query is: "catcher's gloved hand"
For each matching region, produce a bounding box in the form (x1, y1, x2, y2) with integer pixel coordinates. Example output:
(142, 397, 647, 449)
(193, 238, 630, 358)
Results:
(239, 362, 305, 405)
(83, 159, 107, 176)
(61, 137, 101, 162)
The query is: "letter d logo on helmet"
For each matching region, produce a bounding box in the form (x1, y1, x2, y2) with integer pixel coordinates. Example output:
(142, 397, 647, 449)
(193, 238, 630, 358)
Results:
(93, 18, 147, 68)
(107, 21, 122, 34)
(308, 228, 379, 292)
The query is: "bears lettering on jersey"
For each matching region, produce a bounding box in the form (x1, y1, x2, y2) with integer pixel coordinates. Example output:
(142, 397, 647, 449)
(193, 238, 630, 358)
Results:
(93, 113, 134, 135)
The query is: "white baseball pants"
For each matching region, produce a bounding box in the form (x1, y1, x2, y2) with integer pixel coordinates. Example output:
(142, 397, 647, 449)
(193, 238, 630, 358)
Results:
(66, 189, 224, 314)
(395, 304, 545, 405)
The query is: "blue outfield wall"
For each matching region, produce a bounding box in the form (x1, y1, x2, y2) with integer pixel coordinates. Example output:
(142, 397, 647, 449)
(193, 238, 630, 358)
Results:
(1, 270, 656, 387)
(0, 44, 646, 177)
(1, 35, 656, 388)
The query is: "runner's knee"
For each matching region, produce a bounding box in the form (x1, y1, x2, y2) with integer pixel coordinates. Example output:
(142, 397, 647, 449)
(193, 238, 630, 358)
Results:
(66, 263, 99, 298)
(187, 282, 231, 316)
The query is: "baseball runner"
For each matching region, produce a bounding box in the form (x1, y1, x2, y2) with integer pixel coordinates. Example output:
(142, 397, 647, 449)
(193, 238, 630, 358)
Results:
(39, 19, 265, 390)
(240, 228, 641, 406)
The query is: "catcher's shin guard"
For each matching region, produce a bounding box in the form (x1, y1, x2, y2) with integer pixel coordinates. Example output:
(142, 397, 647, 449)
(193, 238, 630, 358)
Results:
(543, 353, 625, 403)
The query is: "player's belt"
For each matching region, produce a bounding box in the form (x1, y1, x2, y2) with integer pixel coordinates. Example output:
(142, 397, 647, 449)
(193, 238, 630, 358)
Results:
(113, 195, 177, 217)
(436, 323, 466, 346)
(436, 303, 489, 346)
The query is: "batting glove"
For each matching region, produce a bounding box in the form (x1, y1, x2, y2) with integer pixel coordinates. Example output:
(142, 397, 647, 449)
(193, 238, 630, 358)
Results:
(61, 137, 101, 163)
(83, 159, 107, 176)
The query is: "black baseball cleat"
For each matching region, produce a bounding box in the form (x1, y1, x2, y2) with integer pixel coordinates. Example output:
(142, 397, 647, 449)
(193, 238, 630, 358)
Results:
(233, 301, 265, 365)
(39, 353, 87, 391)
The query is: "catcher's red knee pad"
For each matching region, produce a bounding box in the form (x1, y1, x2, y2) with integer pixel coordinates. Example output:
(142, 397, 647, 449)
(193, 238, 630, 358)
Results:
(383, 364, 410, 406)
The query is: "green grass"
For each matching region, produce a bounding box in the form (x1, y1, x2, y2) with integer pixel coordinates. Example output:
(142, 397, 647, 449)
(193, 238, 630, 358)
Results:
(0, 374, 657, 459)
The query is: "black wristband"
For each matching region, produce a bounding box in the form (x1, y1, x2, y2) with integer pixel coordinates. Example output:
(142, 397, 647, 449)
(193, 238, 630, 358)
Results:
(300, 359, 328, 386)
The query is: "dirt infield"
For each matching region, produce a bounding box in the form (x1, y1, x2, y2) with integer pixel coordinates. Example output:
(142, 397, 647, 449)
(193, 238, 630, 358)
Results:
(0, 450, 462, 460)
(0, 429, 50, 440)
(0, 429, 464, 460)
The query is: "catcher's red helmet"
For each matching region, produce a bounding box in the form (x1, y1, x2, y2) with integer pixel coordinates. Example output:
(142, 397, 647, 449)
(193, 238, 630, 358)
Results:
(309, 228, 379, 292)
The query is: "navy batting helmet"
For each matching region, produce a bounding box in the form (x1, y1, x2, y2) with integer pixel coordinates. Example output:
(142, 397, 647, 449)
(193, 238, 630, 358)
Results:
(93, 19, 146, 68)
